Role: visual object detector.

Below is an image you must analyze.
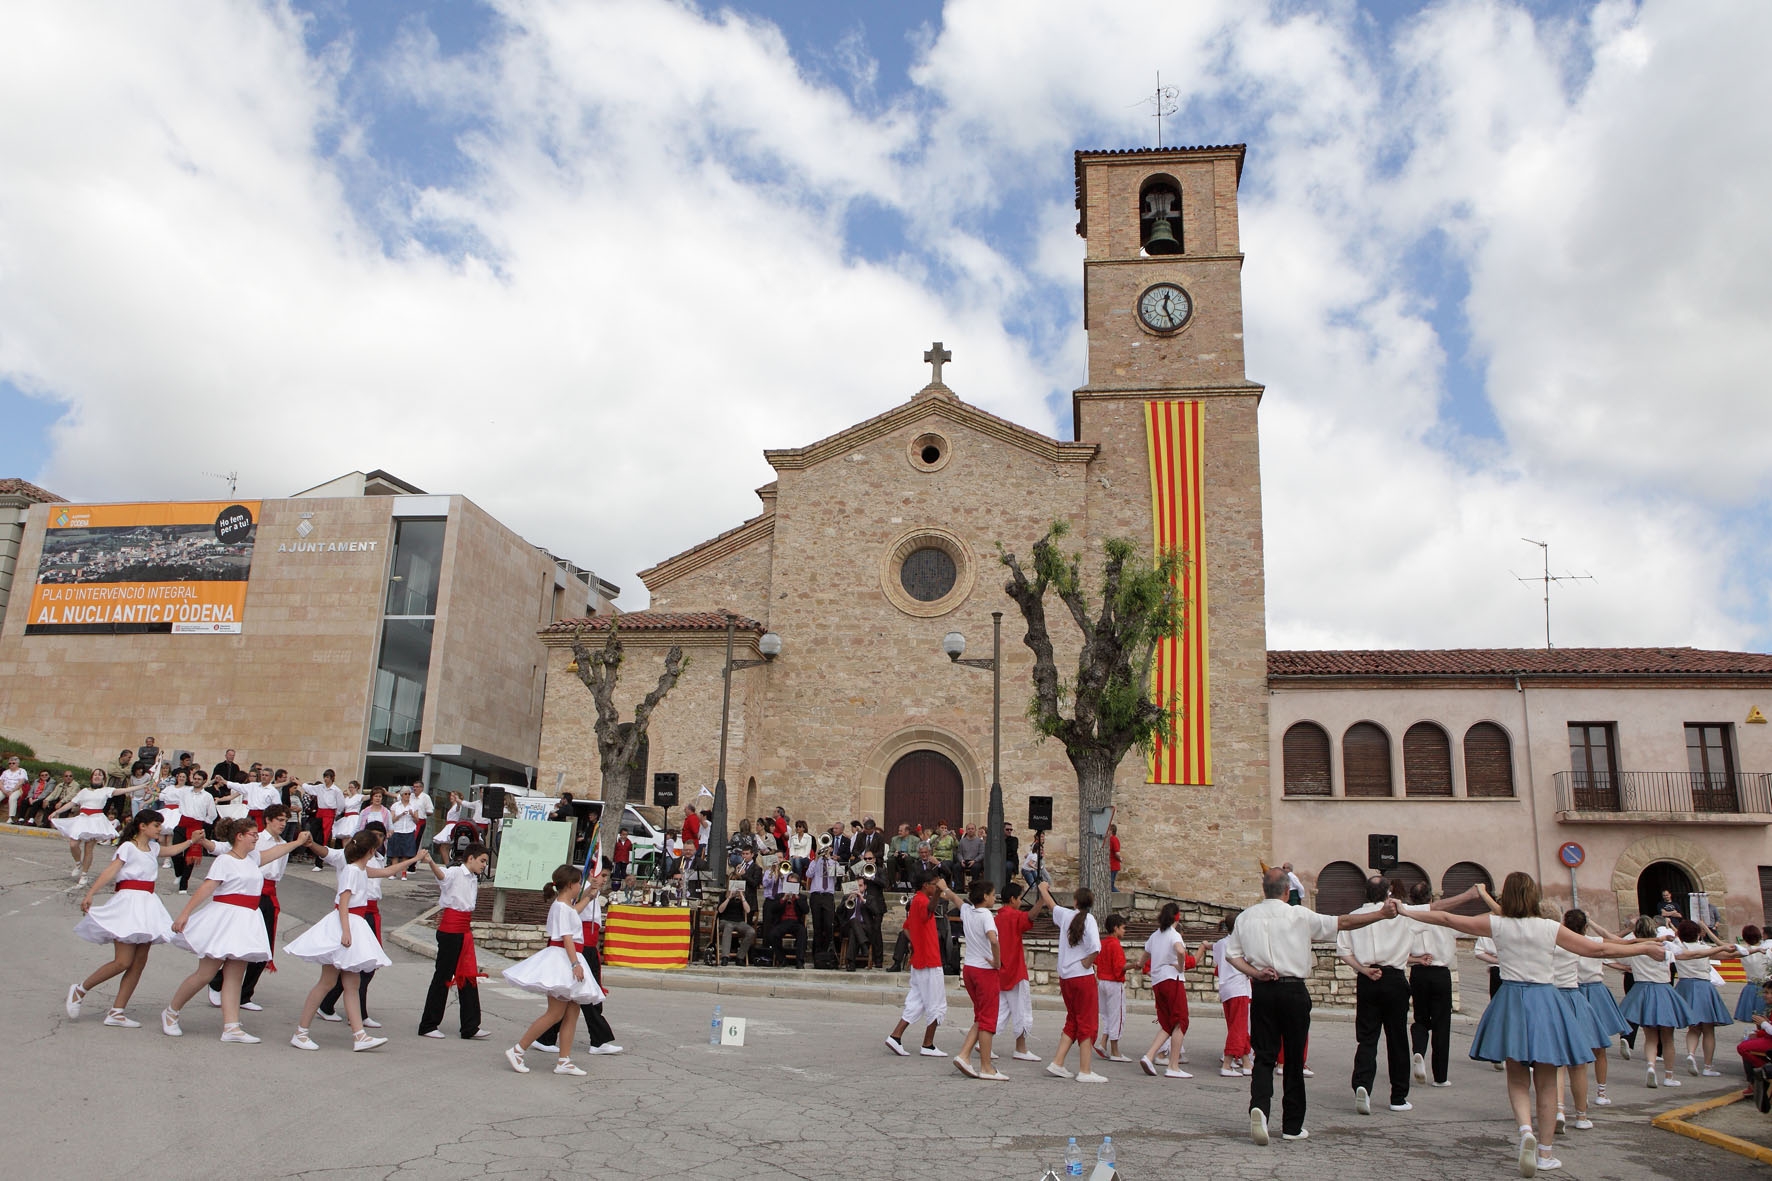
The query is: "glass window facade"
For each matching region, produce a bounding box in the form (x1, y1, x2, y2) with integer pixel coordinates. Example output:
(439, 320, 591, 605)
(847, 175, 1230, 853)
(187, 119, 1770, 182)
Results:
(369, 518, 446, 753)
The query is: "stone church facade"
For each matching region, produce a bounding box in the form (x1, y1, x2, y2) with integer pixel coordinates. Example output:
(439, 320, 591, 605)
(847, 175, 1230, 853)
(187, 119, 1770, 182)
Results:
(537, 145, 1269, 902)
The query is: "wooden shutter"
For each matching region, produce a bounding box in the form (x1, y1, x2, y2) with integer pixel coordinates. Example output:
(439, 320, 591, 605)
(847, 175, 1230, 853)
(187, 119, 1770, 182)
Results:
(1342, 723, 1392, 798)
(1315, 861, 1367, 916)
(1283, 723, 1332, 796)
(1759, 866, 1772, 928)
(1403, 723, 1453, 797)
(1464, 723, 1515, 798)
(1383, 861, 1429, 897)
(1441, 861, 1494, 916)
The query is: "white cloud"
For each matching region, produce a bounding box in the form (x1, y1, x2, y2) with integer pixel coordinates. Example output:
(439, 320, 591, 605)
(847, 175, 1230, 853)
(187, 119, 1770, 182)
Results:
(0, 0, 1766, 651)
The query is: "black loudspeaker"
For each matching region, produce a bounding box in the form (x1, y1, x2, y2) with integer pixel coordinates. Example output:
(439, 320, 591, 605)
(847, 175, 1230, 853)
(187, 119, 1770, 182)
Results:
(1368, 833, 1399, 872)
(652, 772, 679, 808)
(480, 785, 507, 822)
(1028, 796, 1054, 831)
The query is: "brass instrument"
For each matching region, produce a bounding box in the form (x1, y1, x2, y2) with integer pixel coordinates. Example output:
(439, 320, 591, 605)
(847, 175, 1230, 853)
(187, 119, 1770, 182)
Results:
(816, 832, 833, 851)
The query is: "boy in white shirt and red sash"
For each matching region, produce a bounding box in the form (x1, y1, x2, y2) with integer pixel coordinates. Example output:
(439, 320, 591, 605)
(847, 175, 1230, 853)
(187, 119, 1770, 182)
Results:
(419, 843, 490, 1039)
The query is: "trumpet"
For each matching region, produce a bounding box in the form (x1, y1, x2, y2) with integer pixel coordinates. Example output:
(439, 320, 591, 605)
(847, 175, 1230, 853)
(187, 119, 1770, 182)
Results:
(859, 863, 877, 881)
(776, 861, 792, 877)
(816, 832, 833, 851)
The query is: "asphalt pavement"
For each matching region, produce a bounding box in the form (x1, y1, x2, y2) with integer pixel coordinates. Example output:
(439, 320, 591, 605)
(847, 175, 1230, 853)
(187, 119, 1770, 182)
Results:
(0, 829, 1762, 1181)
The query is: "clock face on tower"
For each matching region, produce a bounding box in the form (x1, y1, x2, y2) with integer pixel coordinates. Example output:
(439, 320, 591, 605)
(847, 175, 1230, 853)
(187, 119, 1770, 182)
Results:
(1137, 282, 1193, 333)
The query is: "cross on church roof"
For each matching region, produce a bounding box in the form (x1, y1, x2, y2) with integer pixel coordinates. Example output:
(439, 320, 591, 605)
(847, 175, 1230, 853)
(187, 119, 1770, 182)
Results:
(923, 341, 952, 386)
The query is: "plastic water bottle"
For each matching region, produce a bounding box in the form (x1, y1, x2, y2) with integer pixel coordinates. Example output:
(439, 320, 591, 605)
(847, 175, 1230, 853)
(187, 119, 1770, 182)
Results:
(1064, 1137, 1083, 1176)
(1097, 1136, 1115, 1170)
(709, 1004, 723, 1046)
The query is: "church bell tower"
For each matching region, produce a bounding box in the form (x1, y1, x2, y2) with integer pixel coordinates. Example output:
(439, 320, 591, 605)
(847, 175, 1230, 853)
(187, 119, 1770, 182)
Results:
(1073, 144, 1269, 903)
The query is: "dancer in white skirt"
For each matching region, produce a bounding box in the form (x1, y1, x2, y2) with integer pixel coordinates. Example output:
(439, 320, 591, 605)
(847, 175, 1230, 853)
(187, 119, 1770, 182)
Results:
(66, 809, 207, 1027)
(330, 781, 365, 842)
(164, 817, 311, 1042)
(287, 830, 392, 1052)
(51, 768, 150, 885)
(502, 864, 605, 1077)
(1412, 875, 1641, 1177)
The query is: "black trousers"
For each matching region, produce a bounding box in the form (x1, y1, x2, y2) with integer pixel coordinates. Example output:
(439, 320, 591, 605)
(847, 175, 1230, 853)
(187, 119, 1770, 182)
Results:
(1250, 978, 1313, 1136)
(172, 823, 213, 892)
(1409, 965, 1453, 1085)
(321, 908, 379, 1017)
(541, 946, 612, 1049)
(210, 893, 276, 1002)
(768, 918, 805, 967)
(810, 893, 836, 955)
(1622, 971, 1638, 1048)
(1352, 966, 1412, 1105)
(418, 930, 482, 1037)
(850, 914, 882, 968)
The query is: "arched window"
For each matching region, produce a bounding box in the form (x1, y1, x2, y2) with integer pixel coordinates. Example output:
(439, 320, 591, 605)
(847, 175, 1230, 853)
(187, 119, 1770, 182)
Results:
(1464, 723, 1516, 798)
(1403, 722, 1453, 797)
(1282, 722, 1332, 796)
(1139, 174, 1183, 255)
(1384, 861, 1430, 897)
(1441, 861, 1493, 916)
(1343, 722, 1393, 798)
(1314, 860, 1367, 916)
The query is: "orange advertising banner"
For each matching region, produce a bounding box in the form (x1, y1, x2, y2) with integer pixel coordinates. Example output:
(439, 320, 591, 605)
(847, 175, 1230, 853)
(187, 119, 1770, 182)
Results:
(26, 501, 260, 636)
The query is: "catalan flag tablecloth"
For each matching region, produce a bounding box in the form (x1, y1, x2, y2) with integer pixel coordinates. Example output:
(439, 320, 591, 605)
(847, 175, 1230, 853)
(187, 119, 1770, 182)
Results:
(603, 904, 691, 970)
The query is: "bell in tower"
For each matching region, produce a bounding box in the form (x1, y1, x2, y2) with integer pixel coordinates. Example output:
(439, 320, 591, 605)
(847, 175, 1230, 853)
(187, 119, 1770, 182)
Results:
(1140, 177, 1182, 255)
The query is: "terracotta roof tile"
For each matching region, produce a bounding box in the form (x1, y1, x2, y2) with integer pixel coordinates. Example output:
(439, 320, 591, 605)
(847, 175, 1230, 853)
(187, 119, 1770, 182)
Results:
(543, 612, 764, 635)
(1269, 648, 1772, 678)
(0, 478, 66, 503)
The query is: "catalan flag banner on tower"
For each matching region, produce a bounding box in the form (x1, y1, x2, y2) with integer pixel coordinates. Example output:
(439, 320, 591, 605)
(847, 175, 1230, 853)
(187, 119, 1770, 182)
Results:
(602, 904, 692, 970)
(1144, 400, 1211, 785)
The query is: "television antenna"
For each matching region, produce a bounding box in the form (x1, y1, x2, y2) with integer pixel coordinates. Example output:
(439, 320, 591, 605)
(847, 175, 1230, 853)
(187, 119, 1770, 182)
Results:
(1133, 71, 1180, 148)
(1514, 539, 1593, 650)
(205, 470, 239, 495)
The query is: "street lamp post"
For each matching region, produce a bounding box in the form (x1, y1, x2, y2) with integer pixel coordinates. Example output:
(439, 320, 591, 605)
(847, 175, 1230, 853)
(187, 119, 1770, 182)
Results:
(944, 611, 1005, 890)
(711, 614, 781, 892)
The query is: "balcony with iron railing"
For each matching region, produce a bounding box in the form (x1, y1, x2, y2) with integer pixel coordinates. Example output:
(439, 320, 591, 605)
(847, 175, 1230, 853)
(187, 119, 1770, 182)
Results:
(1553, 770, 1772, 824)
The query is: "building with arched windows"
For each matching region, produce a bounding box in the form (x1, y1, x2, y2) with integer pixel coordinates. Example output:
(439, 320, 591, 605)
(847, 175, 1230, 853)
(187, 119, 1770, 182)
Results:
(531, 144, 1772, 932)
(1270, 648, 1772, 929)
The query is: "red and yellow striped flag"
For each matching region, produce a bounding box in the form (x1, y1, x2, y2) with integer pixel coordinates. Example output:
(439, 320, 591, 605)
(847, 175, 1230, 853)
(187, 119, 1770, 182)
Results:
(1144, 400, 1210, 786)
(603, 904, 692, 970)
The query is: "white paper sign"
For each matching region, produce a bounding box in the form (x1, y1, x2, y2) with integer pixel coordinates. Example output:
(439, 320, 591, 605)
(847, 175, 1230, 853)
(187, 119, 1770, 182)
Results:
(518, 799, 552, 822)
(719, 1017, 747, 1047)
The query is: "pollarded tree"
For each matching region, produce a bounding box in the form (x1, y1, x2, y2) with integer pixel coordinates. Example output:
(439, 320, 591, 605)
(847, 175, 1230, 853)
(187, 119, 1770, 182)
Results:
(568, 617, 687, 872)
(999, 521, 1185, 898)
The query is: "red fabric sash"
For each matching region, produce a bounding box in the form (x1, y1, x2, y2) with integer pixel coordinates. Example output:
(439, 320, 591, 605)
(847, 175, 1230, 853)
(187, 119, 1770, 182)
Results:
(116, 880, 154, 892)
(349, 905, 371, 916)
(214, 893, 259, 909)
(547, 938, 570, 948)
(178, 817, 207, 866)
(262, 880, 280, 972)
(78, 807, 104, 815)
(316, 808, 335, 845)
(249, 809, 265, 830)
(439, 908, 481, 988)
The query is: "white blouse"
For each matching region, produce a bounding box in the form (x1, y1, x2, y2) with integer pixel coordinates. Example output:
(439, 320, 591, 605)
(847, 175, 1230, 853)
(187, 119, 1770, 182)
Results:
(204, 851, 265, 896)
(438, 865, 479, 912)
(545, 900, 581, 942)
(113, 840, 161, 882)
(333, 862, 371, 906)
(1491, 916, 1560, 984)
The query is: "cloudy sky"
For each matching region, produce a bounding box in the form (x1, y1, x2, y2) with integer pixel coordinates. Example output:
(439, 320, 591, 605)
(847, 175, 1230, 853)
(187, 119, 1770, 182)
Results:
(2, 0, 1768, 651)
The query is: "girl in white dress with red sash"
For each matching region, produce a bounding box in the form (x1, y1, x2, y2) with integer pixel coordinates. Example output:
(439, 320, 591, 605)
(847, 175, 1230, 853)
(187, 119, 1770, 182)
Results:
(65, 809, 206, 1028)
(286, 830, 393, 1051)
(331, 782, 365, 841)
(502, 864, 604, 1077)
(164, 817, 311, 1042)
(50, 768, 149, 885)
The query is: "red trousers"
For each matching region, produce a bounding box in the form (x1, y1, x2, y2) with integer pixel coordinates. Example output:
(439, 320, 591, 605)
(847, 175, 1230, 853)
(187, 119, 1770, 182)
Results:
(1739, 1032, 1772, 1075)
(1222, 995, 1251, 1059)
(1060, 973, 1099, 1044)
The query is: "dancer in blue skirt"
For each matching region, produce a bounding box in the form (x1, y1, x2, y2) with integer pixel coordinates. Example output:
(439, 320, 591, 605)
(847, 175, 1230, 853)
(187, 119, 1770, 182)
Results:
(1412, 874, 1641, 1177)
(1732, 926, 1770, 1024)
(1673, 918, 1742, 1077)
(1615, 915, 1695, 1088)
(1565, 912, 1630, 1109)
